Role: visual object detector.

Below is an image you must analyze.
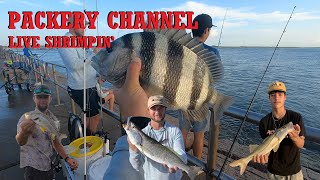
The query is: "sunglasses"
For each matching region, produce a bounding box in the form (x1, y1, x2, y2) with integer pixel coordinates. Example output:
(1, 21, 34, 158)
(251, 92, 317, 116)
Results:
(34, 89, 51, 95)
(35, 95, 50, 99)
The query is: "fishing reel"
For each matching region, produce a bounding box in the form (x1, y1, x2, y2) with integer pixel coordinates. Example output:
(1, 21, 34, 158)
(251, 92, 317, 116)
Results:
(68, 112, 83, 142)
(51, 154, 62, 173)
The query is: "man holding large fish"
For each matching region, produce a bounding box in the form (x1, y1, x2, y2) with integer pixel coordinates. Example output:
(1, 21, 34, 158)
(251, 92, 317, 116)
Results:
(230, 81, 305, 179)
(126, 95, 188, 179)
(255, 81, 305, 179)
(15, 84, 78, 180)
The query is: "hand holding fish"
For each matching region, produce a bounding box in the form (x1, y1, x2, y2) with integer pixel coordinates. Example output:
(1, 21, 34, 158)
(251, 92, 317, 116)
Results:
(162, 163, 179, 173)
(113, 56, 149, 120)
(288, 124, 305, 148)
(66, 157, 79, 170)
(252, 153, 269, 164)
(20, 117, 36, 135)
(288, 124, 300, 140)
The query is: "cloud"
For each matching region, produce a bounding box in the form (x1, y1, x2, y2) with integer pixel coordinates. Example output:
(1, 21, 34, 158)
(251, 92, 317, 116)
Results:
(163, 1, 320, 26)
(61, 0, 82, 6)
(20, 0, 41, 7)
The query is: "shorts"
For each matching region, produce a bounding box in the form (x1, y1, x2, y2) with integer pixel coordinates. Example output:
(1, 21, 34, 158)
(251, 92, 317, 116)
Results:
(178, 110, 208, 132)
(267, 170, 303, 180)
(68, 86, 105, 117)
(24, 166, 53, 180)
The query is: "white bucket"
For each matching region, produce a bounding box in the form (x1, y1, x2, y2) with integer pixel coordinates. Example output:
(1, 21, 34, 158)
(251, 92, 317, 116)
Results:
(88, 155, 112, 180)
(67, 136, 104, 180)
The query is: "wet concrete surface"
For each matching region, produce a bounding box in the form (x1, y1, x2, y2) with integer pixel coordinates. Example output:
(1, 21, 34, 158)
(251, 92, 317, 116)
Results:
(0, 89, 34, 170)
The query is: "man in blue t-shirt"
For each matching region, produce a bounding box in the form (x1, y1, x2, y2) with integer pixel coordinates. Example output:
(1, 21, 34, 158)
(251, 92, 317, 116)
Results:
(23, 47, 38, 68)
(179, 14, 221, 159)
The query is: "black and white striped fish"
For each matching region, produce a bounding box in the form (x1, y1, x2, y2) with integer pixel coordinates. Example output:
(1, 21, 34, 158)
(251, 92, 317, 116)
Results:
(91, 28, 233, 122)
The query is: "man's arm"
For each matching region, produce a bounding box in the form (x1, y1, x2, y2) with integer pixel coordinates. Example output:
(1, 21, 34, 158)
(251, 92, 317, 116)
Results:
(128, 137, 144, 171)
(16, 117, 36, 146)
(52, 138, 78, 170)
(58, 48, 96, 71)
(288, 124, 305, 149)
(173, 129, 187, 163)
(162, 128, 187, 173)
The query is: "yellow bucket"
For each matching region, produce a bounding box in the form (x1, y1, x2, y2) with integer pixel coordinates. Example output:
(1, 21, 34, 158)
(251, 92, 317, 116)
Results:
(68, 136, 103, 158)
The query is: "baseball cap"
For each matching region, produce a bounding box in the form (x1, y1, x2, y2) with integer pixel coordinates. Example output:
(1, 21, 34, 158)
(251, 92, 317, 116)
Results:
(268, 81, 286, 94)
(193, 14, 217, 29)
(148, 95, 168, 109)
(34, 84, 51, 95)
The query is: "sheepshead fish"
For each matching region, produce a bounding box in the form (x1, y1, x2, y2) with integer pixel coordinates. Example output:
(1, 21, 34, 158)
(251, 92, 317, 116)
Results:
(229, 122, 296, 175)
(92, 28, 233, 122)
(24, 111, 67, 142)
(123, 118, 201, 179)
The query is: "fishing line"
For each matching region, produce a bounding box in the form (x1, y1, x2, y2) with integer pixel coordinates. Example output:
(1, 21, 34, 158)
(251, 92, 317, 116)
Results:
(216, 6, 296, 179)
(95, 0, 105, 136)
(82, 0, 88, 179)
(217, 8, 228, 47)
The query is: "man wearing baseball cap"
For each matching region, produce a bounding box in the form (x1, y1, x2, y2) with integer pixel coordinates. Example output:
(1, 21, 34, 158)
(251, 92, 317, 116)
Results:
(176, 13, 221, 160)
(128, 95, 187, 180)
(16, 84, 78, 179)
(253, 81, 305, 179)
(59, 15, 104, 135)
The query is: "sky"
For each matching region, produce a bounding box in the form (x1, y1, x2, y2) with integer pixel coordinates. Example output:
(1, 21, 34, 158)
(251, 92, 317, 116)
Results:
(1, 0, 320, 47)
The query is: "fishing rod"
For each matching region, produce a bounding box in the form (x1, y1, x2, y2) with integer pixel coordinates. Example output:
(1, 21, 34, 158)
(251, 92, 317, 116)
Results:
(216, 6, 296, 179)
(217, 8, 228, 47)
(83, 0, 88, 179)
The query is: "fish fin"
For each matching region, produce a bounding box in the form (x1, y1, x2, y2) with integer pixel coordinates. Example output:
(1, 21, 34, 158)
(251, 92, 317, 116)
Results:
(186, 166, 202, 180)
(143, 16, 174, 34)
(229, 158, 249, 175)
(145, 18, 223, 82)
(158, 139, 169, 145)
(273, 143, 280, 152)
(182, 104, 209, 122)
(211, 91, 233, 124)
(249, 144, 259, 153)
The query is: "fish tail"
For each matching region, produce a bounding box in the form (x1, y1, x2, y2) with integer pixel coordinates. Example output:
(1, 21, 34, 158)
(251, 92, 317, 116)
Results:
(229, 158, 249, 175)
(186, 166, 202, 180)
(212, 92, 233, 124)
(58, 134, 68, 142)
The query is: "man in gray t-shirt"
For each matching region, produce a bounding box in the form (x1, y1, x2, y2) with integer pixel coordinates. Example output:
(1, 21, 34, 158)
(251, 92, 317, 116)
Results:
(16, 84, 78, 180)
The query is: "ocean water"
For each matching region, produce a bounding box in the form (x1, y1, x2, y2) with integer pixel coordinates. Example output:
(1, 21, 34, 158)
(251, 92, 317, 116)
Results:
(26, 47, 320, 128)
(15, 47, 320, 172)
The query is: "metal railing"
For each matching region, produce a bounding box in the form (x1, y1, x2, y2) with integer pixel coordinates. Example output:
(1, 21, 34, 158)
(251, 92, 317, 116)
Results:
(11, 51, 320, 179)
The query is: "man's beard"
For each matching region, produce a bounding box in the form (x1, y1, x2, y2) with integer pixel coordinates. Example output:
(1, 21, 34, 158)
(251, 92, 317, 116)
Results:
(37, 105, 48, 112)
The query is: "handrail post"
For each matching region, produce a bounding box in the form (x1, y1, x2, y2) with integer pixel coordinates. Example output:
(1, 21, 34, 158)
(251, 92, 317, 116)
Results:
(207, 108, 220, 180)
(44, 62, 49, 79)
(39, 60, 44, 84)
(52, 65, 61, 105)
(32, 58, 38, 83)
